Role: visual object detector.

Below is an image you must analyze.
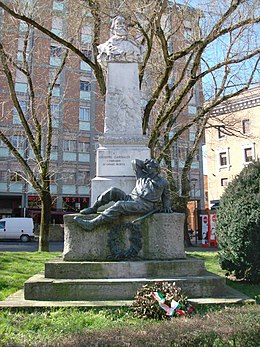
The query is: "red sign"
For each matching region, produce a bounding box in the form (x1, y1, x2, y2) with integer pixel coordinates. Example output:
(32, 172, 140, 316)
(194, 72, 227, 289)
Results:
(28, 196, 41, 202)
(63, 197, 88, 203)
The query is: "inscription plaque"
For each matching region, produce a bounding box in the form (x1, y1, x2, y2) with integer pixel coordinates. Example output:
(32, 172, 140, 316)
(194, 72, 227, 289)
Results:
(96, 147, 150, 177)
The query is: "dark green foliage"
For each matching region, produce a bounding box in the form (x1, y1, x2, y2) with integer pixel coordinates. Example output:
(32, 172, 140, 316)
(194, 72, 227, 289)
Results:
(132, 281, 188, 320)
(216, 161, 260, 283)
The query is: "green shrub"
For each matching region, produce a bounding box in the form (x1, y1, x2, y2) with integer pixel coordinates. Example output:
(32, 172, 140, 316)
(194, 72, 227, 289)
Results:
(132, 281, 191, 320)
(216, 161, 260, 283)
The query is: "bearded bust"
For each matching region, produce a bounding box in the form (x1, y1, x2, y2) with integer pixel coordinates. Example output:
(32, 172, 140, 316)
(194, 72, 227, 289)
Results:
(97, 16, 144, 67)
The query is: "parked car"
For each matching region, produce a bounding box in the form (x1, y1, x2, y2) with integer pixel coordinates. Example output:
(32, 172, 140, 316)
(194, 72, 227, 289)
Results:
(0, 217, 35, 242)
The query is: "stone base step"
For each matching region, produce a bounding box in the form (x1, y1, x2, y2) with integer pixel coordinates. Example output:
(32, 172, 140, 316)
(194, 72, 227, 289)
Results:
(24, 273, 226, 301)
(45, 257, 206, 279)
(0, 287, 255, 309)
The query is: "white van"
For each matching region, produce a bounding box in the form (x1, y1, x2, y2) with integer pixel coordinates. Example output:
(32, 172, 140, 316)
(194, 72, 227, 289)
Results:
(0, 218, 35, 242)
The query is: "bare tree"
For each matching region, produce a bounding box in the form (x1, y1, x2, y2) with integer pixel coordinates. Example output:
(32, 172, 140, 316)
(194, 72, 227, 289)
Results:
(0, 4, 69, 251)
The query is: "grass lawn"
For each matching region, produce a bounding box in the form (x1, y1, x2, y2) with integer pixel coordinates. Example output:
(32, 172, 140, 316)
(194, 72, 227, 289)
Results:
(187, 251, 260, 303)
(0, 250, 259, 347)
(0, 252, 60, 301)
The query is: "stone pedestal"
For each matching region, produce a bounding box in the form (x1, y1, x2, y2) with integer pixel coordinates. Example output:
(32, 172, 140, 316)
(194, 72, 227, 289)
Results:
(24, 213, 228, 302)
(63, 213, 186, 261)
(90, 62, 150, 204)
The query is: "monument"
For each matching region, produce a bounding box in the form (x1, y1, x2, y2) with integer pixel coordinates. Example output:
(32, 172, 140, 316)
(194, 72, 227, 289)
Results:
(91, 15, 150, 204)
(23, 16, 228, 303)
(74, 158, 172, 231)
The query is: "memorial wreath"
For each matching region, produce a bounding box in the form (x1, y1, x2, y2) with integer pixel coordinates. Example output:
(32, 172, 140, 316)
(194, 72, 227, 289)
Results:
(107, 222, 142, 260)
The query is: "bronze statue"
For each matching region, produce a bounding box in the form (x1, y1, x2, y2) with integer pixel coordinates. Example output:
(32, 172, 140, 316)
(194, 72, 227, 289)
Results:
(74, 159, 172, 231)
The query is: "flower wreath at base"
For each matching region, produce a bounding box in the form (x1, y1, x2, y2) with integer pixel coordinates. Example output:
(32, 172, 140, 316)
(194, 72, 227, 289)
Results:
(107, 222, 142, 260)
(132, 281, 196, 320)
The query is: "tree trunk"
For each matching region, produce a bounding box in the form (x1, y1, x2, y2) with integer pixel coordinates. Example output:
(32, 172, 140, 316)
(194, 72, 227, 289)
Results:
(38, 191, 52, 251)
(174, 198, 192, 247)
(183, 206, 192, 247)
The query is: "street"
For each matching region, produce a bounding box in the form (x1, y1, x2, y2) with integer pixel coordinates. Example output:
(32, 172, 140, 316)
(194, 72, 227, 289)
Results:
(0, 241, 64, 252)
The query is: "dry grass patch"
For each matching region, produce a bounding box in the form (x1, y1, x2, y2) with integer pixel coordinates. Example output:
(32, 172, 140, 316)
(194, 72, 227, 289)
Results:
(34, 305, 260, 347)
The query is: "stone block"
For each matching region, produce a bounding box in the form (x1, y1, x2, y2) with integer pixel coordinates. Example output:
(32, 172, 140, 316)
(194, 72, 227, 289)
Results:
(24, 273, 226, 301)
(104, 63, 143, 137)
(45, 257, 206, 279)
(63, 213, 186, 261)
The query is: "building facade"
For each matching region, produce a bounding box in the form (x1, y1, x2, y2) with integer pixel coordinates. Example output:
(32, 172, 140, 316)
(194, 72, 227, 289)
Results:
(205, 86, 260, 207)
(0, 0, 101, 220)
(164, 4, 205, 231)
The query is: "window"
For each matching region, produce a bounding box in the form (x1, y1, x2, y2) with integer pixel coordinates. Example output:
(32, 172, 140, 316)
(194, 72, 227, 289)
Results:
(177, 145, 188, 160)
(80, 60, 91, 71)
(188, 93, 196, 106)
(221, 178, 228, 187)
(188, 105, 197, 114)
(13, 101, 27, 124)
(80, 80, 91, 100)
(63, 140, 76, 152)
(10, 172, 23, 182)
(16, 67, 27, 82)
(50, 172, 58, 183)
(17, 38, 29, 62)
(11, 135, 26, 149)
(78, 171, 90, 185)
(51, 17, 63, 37)
(217, 126, 225, 139)
(14, 100, 26, 114)
(192, 149, 200, 162)
(82, 49, 92, 60)
(17, 50, 24, 62)
(50, 104, 59, 127)
(80, 80, 90, 91)
(19, 21, 28, 32)
(52, 144, 58, 152)
(50, 45, 62, 66)
(50, 45, 62, 57)
(219, 151, 227, 167)
(53, 84, 61, 96)
(78, 141, 89, 152)
(81, 25, 92, 44)
(49, 83, 60, 96)
(79, 107, 90, 121)
(189, 129, 196, 142)
(81, 49, 91, 71)
(15, 83, 27, 93)
(242, 119, 250, 134)
(63, 172, 76, 184)
(53, 0, 64, 11)
(184, 27, 192, 40)
(0, 171, 7, 182)
(244, 147, 253, 163)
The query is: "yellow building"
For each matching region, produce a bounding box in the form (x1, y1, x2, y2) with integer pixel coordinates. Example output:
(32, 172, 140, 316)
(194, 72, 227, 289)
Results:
(205, 86, 260, 207)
